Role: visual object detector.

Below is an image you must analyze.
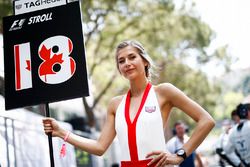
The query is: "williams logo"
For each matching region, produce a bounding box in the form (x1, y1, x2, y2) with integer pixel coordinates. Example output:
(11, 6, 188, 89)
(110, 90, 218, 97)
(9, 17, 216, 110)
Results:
(9, 19, 26, 31)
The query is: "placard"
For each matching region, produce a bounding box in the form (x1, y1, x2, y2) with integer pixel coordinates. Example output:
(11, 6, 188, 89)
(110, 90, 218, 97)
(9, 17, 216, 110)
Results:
(3, 1, 89, 110)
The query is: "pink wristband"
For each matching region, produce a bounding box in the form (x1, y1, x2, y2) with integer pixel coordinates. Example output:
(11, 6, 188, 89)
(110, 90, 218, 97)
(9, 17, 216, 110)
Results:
(63, 131, 70, 142)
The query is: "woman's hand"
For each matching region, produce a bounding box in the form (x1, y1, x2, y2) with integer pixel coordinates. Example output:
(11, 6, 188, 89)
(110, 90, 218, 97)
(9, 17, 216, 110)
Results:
(42, 117, 65, 138)
(146, 151, 183, 167)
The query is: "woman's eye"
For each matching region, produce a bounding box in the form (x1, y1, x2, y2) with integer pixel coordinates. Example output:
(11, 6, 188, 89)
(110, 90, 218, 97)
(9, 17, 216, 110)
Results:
(130, 55, 136, 59)
(118, 60, 124, 64)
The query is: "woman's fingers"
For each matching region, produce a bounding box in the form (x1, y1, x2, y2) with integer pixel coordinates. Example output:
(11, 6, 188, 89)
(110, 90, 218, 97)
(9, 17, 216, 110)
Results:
(42, 117, 62, 137)
(42, 117, 54, 123)
(43, 124, 52, 130)
(42, 117, 55, 134)
(43, 123, 53, 133)
(146, 151, 163, 166)
(155, 153, 168, 167)
(146, 151, 174, 167)
(145, 151, 161, 158)
(146, 151, 184, 166)
(43, 123, 52, 127)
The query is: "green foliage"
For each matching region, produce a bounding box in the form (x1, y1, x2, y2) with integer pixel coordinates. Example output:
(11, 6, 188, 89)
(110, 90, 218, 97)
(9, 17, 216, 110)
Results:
(158, 57, 220, 126)
(213, 91, 244, 120)
(82, 2, 212, 85)
(75, 149, 91, 166)
(0, 0, 230, 127)
(0, 0, 13, 33)
(241, 75, 250, 96)
(79, 0, 226, 126)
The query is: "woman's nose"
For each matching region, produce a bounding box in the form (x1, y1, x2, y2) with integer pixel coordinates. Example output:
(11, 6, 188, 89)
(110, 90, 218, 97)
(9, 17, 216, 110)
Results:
(124, 59, 131, 67)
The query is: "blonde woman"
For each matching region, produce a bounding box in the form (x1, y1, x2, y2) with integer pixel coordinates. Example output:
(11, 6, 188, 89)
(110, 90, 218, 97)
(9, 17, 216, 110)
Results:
(43, 40, 215, 167)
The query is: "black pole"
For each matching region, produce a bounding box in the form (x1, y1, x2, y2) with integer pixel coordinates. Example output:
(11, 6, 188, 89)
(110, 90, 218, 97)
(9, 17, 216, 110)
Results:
(45, 103, 55, 167)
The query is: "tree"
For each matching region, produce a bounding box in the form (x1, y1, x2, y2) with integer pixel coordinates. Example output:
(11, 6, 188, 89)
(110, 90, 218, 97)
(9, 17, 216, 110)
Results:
(0, 0, 12, 33)
(80, 0, 222, 128)
(0, 0, 229, 129)
(158, 57, 221, 127)
(241, 75, 250, 96)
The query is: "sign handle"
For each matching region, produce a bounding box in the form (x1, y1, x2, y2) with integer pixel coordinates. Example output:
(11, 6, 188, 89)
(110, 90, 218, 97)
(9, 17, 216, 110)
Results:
(45, 103, 55, 167)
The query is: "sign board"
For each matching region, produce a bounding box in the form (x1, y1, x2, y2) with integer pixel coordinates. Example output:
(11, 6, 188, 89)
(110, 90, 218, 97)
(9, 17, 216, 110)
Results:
(3, 1, 89, 110)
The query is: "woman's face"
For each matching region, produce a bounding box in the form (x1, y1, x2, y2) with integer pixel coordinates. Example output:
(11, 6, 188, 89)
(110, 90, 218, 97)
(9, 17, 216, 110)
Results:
(117, 46, 148, 80)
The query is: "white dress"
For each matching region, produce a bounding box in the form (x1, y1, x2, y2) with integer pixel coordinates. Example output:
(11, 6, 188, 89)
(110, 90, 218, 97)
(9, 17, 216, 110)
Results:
(115, 83, 169, 166)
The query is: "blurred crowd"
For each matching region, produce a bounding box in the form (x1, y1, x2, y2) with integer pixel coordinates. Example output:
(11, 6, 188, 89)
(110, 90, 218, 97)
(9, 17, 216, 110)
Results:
(166, 102, 250, 167)
(215, 103, 250, 167)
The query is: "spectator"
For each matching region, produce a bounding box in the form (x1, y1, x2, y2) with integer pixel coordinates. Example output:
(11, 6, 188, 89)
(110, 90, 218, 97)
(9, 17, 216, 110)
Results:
(231, 109, 240, 124)
(215, 120, 241, 167)
(166, 121, 204, 167)
(224, 103, 250, 166)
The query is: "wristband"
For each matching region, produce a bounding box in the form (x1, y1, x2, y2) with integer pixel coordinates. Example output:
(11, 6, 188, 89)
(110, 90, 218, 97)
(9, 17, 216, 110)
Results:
(63, 131, 70, 142)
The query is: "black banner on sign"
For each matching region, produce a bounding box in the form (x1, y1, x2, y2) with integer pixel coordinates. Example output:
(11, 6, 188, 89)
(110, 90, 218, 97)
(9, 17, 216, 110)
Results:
(3, 1, 89, 110)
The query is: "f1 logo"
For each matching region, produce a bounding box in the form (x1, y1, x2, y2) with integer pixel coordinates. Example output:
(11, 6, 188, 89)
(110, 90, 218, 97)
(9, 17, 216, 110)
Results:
(9, 19, 26, 31)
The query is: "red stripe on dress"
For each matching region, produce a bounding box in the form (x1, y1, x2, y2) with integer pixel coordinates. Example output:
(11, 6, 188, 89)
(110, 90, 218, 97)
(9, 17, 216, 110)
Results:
(121, 159, 154, 167)
(125, 83, 152, 161)
(14, 45, 21, 90)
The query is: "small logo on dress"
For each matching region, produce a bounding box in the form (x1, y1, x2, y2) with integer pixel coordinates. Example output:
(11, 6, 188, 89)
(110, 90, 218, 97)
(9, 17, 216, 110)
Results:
(145, 106, 156, 113)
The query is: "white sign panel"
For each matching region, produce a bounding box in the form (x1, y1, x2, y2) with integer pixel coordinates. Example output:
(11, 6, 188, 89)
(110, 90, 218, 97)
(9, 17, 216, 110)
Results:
(14, 0, 67, 15)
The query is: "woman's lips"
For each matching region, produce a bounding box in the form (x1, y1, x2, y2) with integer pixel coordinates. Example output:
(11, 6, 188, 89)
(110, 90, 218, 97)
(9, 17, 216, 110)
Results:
(125, 68, 134, 73)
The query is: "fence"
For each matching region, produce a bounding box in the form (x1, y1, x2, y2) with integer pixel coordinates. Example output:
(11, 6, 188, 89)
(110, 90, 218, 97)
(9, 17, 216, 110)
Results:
(0, 107, 76, 167)
(0, 95, 121, 167)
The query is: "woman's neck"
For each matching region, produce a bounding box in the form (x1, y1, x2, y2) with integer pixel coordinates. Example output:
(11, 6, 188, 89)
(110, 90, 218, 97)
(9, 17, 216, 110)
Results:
(129, 78, 149, 97)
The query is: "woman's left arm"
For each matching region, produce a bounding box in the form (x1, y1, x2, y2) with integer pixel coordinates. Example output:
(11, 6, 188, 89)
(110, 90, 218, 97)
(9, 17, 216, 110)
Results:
(163, 83, 215, 156)
(147, 83, 215, 166)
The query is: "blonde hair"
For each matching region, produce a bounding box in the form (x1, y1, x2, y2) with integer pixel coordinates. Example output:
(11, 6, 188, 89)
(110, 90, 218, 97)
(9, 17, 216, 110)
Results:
(115, 40, 155, 79)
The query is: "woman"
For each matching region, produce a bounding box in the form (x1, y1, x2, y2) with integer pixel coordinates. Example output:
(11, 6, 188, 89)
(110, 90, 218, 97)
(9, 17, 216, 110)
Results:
(43, 40, 215, 167)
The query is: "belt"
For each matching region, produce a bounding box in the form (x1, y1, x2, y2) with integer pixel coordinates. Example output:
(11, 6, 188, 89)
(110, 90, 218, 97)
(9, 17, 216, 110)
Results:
(121, 159, 157, 167)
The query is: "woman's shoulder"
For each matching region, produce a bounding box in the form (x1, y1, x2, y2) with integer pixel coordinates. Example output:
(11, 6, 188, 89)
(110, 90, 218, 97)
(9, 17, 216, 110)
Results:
(110, 95, 124, 105)
(153, 83, 184, 103)
(154, 82, 178, 94)
(108, 94, 126, 113)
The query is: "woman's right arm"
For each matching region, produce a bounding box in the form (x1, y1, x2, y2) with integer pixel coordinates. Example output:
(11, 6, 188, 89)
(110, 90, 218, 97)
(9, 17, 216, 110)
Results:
(43, 96, 120, 156)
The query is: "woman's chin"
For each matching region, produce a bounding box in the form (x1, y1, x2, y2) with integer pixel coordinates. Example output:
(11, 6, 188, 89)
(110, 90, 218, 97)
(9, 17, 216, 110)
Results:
(124, 73, 137, 80)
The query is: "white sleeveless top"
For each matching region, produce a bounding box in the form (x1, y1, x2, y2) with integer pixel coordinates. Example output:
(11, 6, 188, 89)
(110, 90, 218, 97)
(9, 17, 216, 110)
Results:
(115, 83, 166, 161)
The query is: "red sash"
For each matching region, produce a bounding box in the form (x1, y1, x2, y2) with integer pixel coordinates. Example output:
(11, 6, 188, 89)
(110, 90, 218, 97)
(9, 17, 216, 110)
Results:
(121, 159, 157, 167)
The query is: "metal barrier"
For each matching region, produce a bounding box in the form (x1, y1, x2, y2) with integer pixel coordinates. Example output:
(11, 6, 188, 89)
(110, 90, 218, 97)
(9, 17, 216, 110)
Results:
(0, 111, 76, 167)
(0, 117, 16, 167)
